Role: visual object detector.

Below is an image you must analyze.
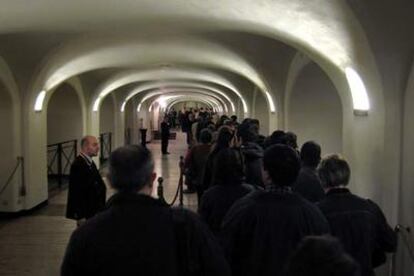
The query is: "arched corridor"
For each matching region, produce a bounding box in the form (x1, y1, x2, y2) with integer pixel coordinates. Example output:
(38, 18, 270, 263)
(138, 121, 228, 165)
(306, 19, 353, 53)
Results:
(0, 1, 413, 275)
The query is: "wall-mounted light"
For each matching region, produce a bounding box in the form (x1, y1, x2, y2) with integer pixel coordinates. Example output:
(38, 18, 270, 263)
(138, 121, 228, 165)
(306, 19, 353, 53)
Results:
(34, 90, 46, 111)
(345, 67, 370, 115)
(92, 97, 101, 112)
(265, 91, 276, 113)
(120, 101, 126, 112)
(137, 103, 142, 112)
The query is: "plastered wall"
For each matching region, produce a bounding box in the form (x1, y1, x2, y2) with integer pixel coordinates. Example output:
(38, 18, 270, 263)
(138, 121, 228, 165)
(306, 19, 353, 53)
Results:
(47, 84, 83, 145)
(288, 63, 342, 156)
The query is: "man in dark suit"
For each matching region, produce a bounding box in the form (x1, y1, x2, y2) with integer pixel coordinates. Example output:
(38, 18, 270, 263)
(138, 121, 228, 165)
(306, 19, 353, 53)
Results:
(61, 145, 230, 276)
(161, 116, 170, 154)
(66, 135, 107, 227)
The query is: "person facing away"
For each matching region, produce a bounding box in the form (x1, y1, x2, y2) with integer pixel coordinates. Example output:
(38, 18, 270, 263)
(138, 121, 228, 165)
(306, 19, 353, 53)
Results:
(184, 128, 213, 198)
(220, 144, 330, 276)
(198, 148, 254, 236)
(160, 116, 170, 154)
(284, 235, 360, 276)
(61, 145, 230, 276)
(292, 141, 325, 203)
(200, 125, 234, 195)
(238, 119, 264, 188)
(66, 135, 106, 227)
(317, 154, 397, 276)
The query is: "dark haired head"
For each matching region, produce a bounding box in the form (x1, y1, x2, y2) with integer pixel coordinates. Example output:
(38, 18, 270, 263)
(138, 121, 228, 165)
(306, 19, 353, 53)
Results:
(199, 128, 213, 144)
(285, 235, 360, 276)
(263, 144, 300, 186)
(212, 148, 245, 186)
(108, 145, 154, 192)
(264, 130, 286, 148)
(318, 154, 351, 188)
(300, 141, 321, 168)
(285, 131, 298, 149)
(238, 120, 259, 143)
(214, 126, 234, 151)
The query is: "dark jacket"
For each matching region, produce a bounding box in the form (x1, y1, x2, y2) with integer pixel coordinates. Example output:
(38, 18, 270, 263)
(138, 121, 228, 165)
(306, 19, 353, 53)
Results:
(66, 155, 106, 220)
(161, 121, 170, 138)
(317, 188, 397, 276)
(61, 192, 231, 276)
(240, 142, 264, 188)
(199, 183, 254, 235)
(185, 144, 212, 187)
(292, 166, 325, 203)
(221, 187, 330, 276)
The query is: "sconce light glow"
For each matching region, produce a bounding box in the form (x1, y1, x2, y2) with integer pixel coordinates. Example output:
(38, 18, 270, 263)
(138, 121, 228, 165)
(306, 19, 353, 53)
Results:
(120, 101, 126, 112)
(265, 91, 276, 113)
(137, 103, 142, 112)
(148, 104, 153, 112)
(345, 67, 370, 111)
(92, 98, 101, 112)
(34, 90, 47, 111)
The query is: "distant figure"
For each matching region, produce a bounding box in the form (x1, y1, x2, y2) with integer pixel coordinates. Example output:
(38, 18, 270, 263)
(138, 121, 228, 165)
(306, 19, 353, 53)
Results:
(263, 130, 286, 149)
(317, 155, 397, 276)
(293, 141, 325, 203)
(184, 129, 213, 197)
(61, 145, 230, 276)
(284, 235, 360, 276)
(238, 119, 264, 188)
(221, 144, 330, 276)
(66, 136, 106, 227)
(198, 148, 254, 235)
(201, 126, 234, 195)
(160, 116, 170, 155)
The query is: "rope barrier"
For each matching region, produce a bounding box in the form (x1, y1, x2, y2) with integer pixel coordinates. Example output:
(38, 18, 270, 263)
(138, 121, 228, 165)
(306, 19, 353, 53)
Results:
(157, 156, 185, 207)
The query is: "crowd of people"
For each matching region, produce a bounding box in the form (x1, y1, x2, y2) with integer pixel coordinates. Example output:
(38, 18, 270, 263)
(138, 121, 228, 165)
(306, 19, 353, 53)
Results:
(62, 112, 397, 276)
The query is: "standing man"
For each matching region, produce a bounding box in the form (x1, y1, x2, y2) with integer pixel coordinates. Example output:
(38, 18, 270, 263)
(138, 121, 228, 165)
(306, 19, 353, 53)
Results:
(161, 116, 170, 155)
(66, 136, 107, 226)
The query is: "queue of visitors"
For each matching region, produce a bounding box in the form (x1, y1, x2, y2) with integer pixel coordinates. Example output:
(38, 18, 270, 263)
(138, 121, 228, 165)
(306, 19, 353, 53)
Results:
(62, 111, 397, 276)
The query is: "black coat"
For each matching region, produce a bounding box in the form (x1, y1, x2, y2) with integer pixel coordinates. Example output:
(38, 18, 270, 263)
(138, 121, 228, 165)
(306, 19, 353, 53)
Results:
(66, 155, 106, 220)
(240, 142, 264, 188)
(61, 193, 230, 276)
(221, 187, 330, 276)
(292, 166, 325, 203)
(161, 121, 170, 138)
(199, 183, 254, 235)
(317, 188, 397, 276)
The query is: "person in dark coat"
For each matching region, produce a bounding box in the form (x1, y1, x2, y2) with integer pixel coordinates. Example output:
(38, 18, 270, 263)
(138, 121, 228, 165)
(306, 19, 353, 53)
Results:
(198, 148, 254, 235)
(66, 136, 106, 227)
(284, 235, 360, 276)
(61, 145, 230, 276)
(317, 154, 397, 276)
(200, 126, 234, 195)
(184, 129, 213, 197)
(238, 120, 264, 188)
(293, 141, 325, 203)
(221, 144, 330, 276)
(161, 116, 170, 154)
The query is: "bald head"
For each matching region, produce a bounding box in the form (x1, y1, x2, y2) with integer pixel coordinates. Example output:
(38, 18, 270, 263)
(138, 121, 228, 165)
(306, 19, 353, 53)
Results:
(81, 135, 100, 157)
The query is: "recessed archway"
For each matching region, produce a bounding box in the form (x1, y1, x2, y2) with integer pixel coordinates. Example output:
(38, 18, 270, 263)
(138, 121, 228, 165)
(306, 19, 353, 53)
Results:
(287, 62, 343, 155)
(46, 83, 83, 191)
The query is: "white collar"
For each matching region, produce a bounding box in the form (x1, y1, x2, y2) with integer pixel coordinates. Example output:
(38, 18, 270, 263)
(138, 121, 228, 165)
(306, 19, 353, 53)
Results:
(80, 152, 93, 165)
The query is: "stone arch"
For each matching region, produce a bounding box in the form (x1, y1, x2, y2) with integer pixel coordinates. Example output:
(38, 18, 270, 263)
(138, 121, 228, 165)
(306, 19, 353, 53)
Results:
(287, 62, 343, 155)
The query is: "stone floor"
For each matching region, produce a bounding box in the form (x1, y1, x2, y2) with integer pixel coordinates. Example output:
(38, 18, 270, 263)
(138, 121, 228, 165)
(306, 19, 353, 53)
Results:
(0, 131, 196, 276)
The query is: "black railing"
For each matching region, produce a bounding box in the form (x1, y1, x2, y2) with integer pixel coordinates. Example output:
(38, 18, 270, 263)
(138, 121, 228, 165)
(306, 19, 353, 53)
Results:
(100, 132, 112, 164)
(0, 156, 25, 197)
(47, 139, 77, 189)
(389, 225, 414, 276)
(125, 128, 132, 145)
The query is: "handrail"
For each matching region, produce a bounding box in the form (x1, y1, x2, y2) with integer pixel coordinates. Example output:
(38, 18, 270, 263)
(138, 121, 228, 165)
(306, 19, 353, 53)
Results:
(157, 156, 185, 207)
(389, 224, 414, 276)
(47, 139, 78, 148)
(0, 156, 23, 196)
(395, 224, 414, 261)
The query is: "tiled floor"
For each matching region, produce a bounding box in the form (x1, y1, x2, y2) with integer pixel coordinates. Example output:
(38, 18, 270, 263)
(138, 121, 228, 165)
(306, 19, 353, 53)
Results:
(0, 131, 197, 276)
